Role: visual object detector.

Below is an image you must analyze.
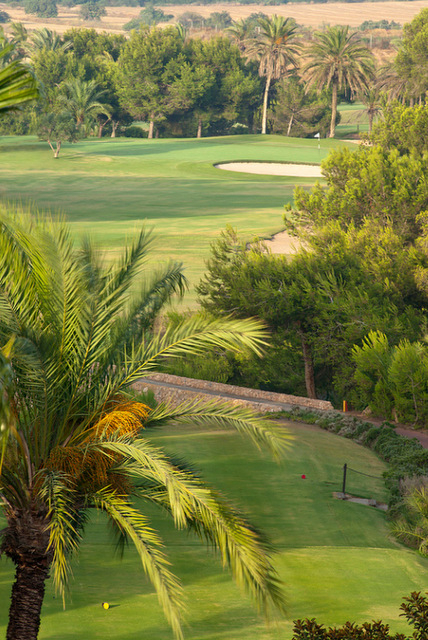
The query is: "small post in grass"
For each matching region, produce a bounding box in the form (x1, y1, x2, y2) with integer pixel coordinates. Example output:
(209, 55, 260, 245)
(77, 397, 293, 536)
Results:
(342, 463, 347, 495)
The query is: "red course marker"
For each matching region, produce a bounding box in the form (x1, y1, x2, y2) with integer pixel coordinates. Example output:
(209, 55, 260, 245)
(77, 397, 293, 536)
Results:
(301, 474, 306, 479)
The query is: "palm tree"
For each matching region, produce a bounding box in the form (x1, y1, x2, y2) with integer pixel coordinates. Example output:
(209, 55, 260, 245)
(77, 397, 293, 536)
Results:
(0, 206, 288, 640)
(394, 484, 428, 554)
(59, 78, 110, 133)
(8, 22, 28, 58)
(226, 18, 252, 52)
(359, 85, 382, 133)
(0, 40, 38, 112)
(377, 58, 423, 106)
(304, 25, 375, 138)
(245, 15, 300, 135)
(376, 60, 408, 103)
(26, 27, 73, 55)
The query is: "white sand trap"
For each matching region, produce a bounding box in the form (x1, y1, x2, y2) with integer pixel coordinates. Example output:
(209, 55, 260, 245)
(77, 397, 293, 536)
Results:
(215, 162, 322, 178)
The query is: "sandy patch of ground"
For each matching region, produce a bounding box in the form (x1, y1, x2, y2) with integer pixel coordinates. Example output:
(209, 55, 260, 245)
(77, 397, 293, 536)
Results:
(263, 230, 299, 254)
(215, 162, 323, 178)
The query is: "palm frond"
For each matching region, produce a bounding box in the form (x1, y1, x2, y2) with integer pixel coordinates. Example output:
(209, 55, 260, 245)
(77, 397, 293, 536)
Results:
(0, 42, 38, 112)
(92, 487, 184, 639)
(146, 398, 291, 459)
(38, 470, 82, 603)
(118, 315, 269, 388)
(110, 439, 286, 616)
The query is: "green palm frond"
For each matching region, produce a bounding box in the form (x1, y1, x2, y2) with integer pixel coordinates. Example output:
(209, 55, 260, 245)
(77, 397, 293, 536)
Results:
(27, 28, 72, 55)
(118, 315, 269, 388)
(101, 437, 208, 526)
(146, 398, 291, 459)
(245, 15, 300, 79)
(108, 439, 286, 616)
(103, 228, 155, 296)
(0, 41, 38, 112)
(92, 487, 184, 640)
(304, 25, 374, 94)
(38, 471, 82, 602)
(107, 260, 188, 355)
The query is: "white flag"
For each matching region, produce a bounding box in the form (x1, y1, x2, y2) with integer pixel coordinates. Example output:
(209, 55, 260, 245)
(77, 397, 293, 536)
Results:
(314, 132, 320, 139)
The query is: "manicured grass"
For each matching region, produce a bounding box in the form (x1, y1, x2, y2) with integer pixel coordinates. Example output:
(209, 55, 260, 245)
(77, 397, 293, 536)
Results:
(1, 421, 427, 639)
(336, 102, 372, 139)
(0, 134, 348, 305)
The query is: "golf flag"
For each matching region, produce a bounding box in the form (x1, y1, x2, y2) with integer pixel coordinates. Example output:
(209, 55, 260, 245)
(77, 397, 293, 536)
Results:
(314, 132, 320, 138)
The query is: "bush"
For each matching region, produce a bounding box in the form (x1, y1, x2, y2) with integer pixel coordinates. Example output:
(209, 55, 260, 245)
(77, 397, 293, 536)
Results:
(124, 125, 147, 138)
(292, 591, 428, 639)
(292, 617, 406, 640)
(0, 9, 10, 21)
(123, 5, 173, 28)
(79, 1, 107, 20)
(24, 0, 57, 17)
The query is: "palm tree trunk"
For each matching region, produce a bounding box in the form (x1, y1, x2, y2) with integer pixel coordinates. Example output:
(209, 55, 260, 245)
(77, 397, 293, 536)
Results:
(287, 113, 294, 137)
(261, 73, 272, 135)
(3, 510, 52, 640)
(7, 560, 50, 640)
(111, 121, 118, 138)
(197, 117, 202, 138)
(329, 81, 338, 138)
(368, 111, 374, 134)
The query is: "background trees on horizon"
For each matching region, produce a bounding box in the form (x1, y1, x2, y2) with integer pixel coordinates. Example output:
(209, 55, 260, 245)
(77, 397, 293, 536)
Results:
(0, 11, 390, 139)
(4, 4, 427, 140)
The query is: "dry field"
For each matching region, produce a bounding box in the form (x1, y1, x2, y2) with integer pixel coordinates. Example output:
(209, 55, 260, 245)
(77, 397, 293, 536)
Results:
(1, 0, 426, 34)
(160, 0, 428, 27)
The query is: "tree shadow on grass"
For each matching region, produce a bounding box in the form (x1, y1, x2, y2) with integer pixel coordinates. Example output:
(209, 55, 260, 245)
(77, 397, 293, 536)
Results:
(80, 140, 210, 158)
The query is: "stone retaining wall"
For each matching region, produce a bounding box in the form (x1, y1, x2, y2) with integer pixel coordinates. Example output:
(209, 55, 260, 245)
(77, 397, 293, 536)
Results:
(133, 373, 333, 413)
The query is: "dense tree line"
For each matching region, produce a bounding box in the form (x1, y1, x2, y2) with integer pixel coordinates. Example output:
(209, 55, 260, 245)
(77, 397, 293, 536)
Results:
(0, 10, 382, 145)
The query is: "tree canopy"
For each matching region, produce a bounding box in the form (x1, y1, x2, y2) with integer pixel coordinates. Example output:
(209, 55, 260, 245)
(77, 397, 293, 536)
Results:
(291, 144, 428, 243)
(197, 222, 427, 401)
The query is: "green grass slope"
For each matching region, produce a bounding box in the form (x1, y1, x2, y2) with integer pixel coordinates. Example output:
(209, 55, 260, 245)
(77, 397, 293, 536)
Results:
(1, 422, 427, 639)
(0, 134, 348, 304)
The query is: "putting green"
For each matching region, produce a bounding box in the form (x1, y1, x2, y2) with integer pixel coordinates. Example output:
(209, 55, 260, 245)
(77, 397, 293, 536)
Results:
(1, 421, 427, 639)
(0, 134, 349, 305)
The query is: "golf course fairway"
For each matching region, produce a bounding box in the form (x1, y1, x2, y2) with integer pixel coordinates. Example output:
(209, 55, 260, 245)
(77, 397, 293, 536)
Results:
(1, 421, 427, 639)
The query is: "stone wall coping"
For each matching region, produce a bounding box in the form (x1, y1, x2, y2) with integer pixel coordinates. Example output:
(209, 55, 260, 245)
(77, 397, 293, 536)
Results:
(137, 372, 333, 411)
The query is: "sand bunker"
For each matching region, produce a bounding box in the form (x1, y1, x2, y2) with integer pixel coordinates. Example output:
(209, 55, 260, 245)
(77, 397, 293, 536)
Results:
(215, 162, 322, 178)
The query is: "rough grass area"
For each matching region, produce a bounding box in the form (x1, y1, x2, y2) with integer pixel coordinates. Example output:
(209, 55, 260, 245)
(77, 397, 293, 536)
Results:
(1, 421, 427, 639)
(0, 134, 345, 305)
